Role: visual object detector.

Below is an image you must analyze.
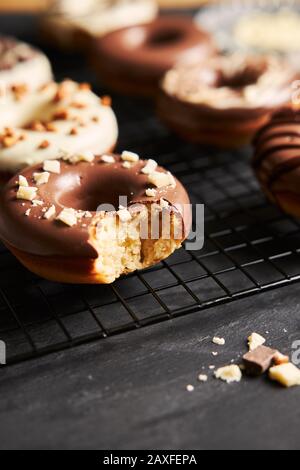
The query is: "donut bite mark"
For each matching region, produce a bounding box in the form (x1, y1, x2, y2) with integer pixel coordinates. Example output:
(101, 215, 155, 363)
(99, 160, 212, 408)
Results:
(158, 54, 298, 148)
(253, 107, 300, 218)
(0, 80, 118, 180)
(91, 16, 216, 97)
(0, 152, 191, 284)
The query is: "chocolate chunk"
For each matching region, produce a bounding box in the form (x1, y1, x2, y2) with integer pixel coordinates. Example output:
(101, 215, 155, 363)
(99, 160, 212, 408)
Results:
(243, 345, 277, 376)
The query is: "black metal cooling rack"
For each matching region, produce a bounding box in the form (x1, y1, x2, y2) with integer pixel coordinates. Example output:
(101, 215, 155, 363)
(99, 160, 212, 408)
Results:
(2, 97, 300, 366)
(1, 14, 300, 366)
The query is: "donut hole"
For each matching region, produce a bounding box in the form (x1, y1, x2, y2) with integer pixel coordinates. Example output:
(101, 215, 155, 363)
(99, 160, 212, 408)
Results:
(55, 173, 136, 212)
(215, 60, 267, 89)
(147, 29, 185, 47)
(123, 26, 185, 50)
(216, 67, 264, 89)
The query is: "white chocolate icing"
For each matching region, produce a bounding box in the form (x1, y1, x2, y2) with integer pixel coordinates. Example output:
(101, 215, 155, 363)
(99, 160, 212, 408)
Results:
(42, 0, 158, 45)
(0, 80, 118, 174)
(0, 53, 52, 92)
(162, 54, 296, 110)
(0, 39, 52, 91)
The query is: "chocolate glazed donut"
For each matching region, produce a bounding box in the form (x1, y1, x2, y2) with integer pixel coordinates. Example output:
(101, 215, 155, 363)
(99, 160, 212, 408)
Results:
(0, 153, 191, 284)
(91, 16, 216, 96)
(253, 108, 300, 218)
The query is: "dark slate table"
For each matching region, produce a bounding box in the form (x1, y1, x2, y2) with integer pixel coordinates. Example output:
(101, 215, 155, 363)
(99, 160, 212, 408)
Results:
(1, 284, 300, 450)
(0, 14, 300, 451)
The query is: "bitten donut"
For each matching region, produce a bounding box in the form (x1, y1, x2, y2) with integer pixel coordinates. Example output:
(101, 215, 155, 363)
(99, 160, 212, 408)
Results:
(92, 16, 216, 96)
(0, 80, 118, 181)
(253, 107, 300, 218)
(40, 0, 158, 51)
(0, 151, 191, 284)
(158, 54, 297, 148)
(0, 36, 52, 90)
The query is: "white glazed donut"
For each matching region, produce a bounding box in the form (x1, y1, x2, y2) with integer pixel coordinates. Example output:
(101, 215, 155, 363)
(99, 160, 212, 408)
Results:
(0, 36, 52, 91)
(40, 0, 158, 50)
(0, 80, 118, 176)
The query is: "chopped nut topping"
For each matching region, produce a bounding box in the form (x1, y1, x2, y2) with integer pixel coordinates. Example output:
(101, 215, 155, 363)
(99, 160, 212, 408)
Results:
(11, 84, 28, 100)
(142, 159, 158, 175)
(122, 162, 132, 169)
(45, 122, 57, 132)
(101, 155, 115, 164)
(4, 127, 14, 137)
(53, 109, 69, 120)
(69, 127, 78, 136)
(44, 205, 56, 220)
(79, 83, 91, 91)
(56, 208, 77, 227)
(213, 337, 226, 346)
(269, 363, 300, 388)
(121, 151, 139, 163)
(54, 80, 74, 102)
(2, 136, 18, 148)
(248, 332, 266, 351)
(30, 120, 46, 132)
(101, 95, 112, 107)
(214, 365, 242, 384)
(148, 171, 176, 189)
(33, 172, 50, 186)
(118, 208, 132, 223)
(70, 102, 87, 109)
(25, 209, 31, 217)
(18, 175, 28, 187)
(146, 188, 157, 197)
(43, 160, 61, 174)
(38, 140, 50, 150)
(17, 186, 38, 201)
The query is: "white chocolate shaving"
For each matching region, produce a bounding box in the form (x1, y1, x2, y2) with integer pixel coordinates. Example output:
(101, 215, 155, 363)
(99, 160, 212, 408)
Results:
(121, 150, 139, 163)
(17, 186, 38, 201)
(18, 175, 28, 187)
(56, 208, 77, 227)
(43, 160, 61, 174)
(141, 159, 158, 175)
(148, 171, 176, 189)
(62, 150, 95, 164)
(248, 333, 266, 351)
(33, 172, 50, 186)
(44, 205, 56, 220)
(101, 155, 115, 164)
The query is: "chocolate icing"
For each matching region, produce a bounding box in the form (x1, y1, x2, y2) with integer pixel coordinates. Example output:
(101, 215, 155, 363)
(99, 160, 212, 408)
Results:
(92, 16, 216, 94)
(0, 155, 191, 258)
(253, 108, 300, 191)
